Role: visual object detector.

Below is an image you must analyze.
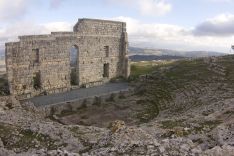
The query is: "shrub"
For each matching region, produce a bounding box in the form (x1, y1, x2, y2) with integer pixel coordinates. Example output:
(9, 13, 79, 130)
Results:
(106, 93, 116, 102)
(119, 92, 126, 99)
(93, 96, 101, 106)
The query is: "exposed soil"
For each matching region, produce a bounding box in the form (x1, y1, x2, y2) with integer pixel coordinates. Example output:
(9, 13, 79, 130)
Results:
(57, 95, 144, 127)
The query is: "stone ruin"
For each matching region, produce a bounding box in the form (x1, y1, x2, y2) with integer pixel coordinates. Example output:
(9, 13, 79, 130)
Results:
(5, 18, 130, 99)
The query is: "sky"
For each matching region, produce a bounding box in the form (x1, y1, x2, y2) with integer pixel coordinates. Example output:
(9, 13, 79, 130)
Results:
(1, 0, 234, 53)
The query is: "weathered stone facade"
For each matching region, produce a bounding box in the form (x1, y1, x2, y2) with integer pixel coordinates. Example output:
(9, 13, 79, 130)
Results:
(5, 18, 130, 99)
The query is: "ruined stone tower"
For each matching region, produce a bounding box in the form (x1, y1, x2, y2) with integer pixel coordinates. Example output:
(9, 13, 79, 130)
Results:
(5, 18, 130, 99)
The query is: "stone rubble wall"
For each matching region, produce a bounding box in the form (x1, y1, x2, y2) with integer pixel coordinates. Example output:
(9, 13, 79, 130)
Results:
(42, 89, 133, 117)
(5, 18, 130, 99)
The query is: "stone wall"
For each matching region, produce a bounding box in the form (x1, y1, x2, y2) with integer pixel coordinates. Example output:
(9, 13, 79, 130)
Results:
(73, 18, 126, 36)
(5, 18, 130, 99)
(41, 89, 134, 117)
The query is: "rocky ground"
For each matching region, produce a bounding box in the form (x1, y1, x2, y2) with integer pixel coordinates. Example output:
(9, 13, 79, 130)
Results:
(0, 56, 234, 155)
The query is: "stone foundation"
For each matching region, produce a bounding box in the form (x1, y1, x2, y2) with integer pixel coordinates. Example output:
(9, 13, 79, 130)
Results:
(41, 89, 133, 117)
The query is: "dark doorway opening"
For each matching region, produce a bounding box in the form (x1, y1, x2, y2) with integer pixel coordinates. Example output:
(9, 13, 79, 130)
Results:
(104, 46, 109, 57)
(103, 63, 109, 78)
(32, 48, 39, 63)
(70, 45, 79, 85)
(33, 71, 41, 90)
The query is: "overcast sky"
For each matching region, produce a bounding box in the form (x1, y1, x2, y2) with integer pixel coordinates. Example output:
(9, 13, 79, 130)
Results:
(1, 0, 234, 53)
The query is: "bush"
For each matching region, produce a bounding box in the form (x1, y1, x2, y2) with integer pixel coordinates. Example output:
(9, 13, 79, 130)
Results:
(50, 107, 56, 115)
(93, 96, 101, 106)
(119, 92, 126, 99)
(0, 75, 9, 96)
(77, 100, 87, 110)
(137, 100, 160, 123)
(106, 93, 116, 102)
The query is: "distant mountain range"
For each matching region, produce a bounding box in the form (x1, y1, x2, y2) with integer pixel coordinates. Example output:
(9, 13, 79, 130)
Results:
(0, 49, 4, 60)
(129, 47, 227, 60)
(0, 47, 228, 62)
(129, 55, 185, 62)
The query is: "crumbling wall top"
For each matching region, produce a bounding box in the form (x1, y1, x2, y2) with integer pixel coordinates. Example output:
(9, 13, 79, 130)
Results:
(18, 35, 54, 41)
(78, 18, 125, 24)
(73, 18, 126, 36)
(17, 32, 76, 42)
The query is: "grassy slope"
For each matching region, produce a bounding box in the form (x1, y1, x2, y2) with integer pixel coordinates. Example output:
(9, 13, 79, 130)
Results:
(131, 56, 234, 122)
(130, 61, 174, 78)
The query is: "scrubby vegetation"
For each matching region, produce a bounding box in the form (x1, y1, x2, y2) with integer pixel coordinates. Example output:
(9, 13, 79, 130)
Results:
(133, 56, 234, 122)
(53, 57, 234, 126)
(1, 56, 234, 155)
(0, 74, 9, 95)
(130, 61, 173, 80)
(0, 123, 63, 152)
(160, 119, 186, 129)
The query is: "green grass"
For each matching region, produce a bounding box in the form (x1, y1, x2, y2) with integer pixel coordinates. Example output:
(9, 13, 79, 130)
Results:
(164, 59, 216, 85)
(136, 99, 160, 123)
(134, 58, 226, 122)
(0, 76, 7, 86)
(160, 119, 186, 129)
(131, 64, 156, 77)
(130, 61, 173, 80)
(193, 120, 222, 133)
(0, 74, 9, 95)
(0, 123, 65, 152)
(160, 119, 222, 137)
(215, 55, 234, 86)
(224, 110, 234, 115)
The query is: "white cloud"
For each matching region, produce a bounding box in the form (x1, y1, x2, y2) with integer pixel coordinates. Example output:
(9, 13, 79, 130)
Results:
(49, 0, 65, 9)
(40, 22, 73, 32)
(193, 13, 234, 36)
(0, 0, 64, 21)
(207, 0, 234, 2)
(0, 21, 73, 52)
(114, 16, 233, 52)
(0, 15, 233, 54)
(0, 0, 30, 20)
(0, 21, 72, 41)
(107, 0, 172, 16)
(138, 0, 172, 16)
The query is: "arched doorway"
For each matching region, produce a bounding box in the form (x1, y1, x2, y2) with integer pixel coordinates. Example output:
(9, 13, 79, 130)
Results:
(70, 45, 79, 86)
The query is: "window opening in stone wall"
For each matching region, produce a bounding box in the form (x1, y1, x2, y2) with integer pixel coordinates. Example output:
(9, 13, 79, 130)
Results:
(70, 45, 79, 85)
(32, 48, 39, 63)
(12, 49, 17, 57)
(104, 46, 109, 57)
(103, 63, 109, 78)
(33, 72, 41, 90)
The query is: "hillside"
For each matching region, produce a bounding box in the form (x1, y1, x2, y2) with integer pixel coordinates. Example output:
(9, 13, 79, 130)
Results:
(0, 56, 234, 155)
(129, 55, 185, 62)
(129, 47, 227, 58)
(0, 49, 4, 60)
(0, 47, 226, 61)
